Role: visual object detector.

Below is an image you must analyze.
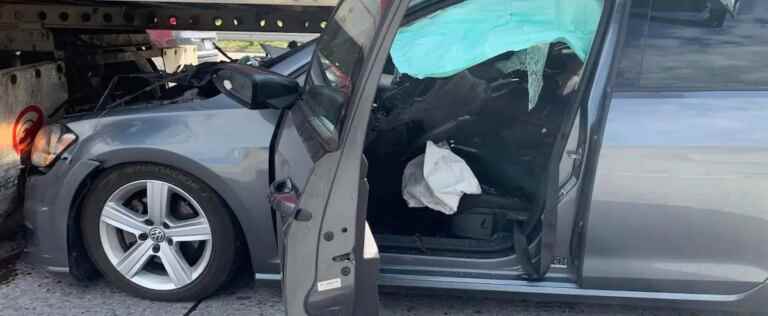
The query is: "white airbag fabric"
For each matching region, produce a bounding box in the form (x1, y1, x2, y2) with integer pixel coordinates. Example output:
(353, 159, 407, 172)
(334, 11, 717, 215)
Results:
(402, 141, 482, 215)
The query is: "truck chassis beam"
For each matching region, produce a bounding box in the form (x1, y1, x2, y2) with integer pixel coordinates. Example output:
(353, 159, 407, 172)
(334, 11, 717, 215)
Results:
(0, 2, 333, 33)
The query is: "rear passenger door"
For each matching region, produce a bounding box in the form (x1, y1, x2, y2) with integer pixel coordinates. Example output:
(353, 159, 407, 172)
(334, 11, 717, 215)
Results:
(582, 0, 768, 295)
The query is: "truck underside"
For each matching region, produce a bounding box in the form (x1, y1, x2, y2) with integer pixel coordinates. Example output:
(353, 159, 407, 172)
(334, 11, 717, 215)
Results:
(0, 0, 333, 111)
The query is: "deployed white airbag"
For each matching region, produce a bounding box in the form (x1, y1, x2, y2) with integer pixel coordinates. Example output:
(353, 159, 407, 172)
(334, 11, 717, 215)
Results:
(402, 141, 482, 215)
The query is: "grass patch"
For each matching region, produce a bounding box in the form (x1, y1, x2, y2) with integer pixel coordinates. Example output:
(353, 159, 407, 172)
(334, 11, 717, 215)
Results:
(216, 40, 289, 54)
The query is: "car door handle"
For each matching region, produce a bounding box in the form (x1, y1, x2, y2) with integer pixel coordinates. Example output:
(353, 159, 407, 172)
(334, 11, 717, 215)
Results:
(269, 178, 311, 221)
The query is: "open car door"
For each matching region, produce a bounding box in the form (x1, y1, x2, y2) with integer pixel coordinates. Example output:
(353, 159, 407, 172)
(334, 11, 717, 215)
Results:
(268, 0, 407, 314)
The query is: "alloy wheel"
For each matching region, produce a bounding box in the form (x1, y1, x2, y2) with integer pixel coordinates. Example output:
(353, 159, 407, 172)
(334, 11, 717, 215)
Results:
(98, 180, 213, 290)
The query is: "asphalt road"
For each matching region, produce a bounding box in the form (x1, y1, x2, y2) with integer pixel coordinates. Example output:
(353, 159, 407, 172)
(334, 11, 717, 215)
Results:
(0, 254, 740, 316)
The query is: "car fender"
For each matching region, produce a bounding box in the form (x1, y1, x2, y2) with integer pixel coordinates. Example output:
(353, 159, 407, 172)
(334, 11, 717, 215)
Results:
(62, 104, 282, 275)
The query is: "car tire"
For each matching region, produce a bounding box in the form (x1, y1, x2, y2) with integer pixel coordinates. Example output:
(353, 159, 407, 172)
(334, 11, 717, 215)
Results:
(81, 163, 237, 301)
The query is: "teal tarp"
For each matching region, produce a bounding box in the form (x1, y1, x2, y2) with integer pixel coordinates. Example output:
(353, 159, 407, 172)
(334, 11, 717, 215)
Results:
(391, 0, 603, 79)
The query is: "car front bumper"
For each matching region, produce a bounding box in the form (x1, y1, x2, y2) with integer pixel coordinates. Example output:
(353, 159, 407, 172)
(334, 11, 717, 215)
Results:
(23, 158, 100, 273)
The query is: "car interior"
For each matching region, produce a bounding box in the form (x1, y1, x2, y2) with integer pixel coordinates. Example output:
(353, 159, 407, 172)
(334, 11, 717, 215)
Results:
(316, 0, 604, 263)
(362, 42, 586, 259)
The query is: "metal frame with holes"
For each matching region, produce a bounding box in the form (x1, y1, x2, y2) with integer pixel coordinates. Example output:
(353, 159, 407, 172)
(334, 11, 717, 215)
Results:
(0, 2, 334, 33)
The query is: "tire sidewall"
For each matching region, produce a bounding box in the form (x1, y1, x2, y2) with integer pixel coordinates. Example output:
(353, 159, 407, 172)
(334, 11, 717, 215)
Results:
(81, 164, 236, 301)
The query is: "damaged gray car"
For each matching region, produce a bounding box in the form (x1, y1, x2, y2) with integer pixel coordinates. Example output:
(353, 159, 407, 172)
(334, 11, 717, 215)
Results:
(23, 0, 768, 313)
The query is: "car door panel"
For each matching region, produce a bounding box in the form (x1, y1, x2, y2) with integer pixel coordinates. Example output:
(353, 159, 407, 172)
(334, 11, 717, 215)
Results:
(273, 0, 407, 314)
(581, 0, 768, 295)
(582, 92, 768, 295)
(281, 152, 341, 315)
(304, 119, 375, 315)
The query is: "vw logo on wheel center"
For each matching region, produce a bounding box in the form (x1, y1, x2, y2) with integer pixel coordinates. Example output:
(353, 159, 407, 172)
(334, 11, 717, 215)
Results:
(148, 227, 166, 243)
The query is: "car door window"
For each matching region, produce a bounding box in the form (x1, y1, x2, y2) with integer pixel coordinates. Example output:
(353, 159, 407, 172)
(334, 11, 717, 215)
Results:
(299, 0, 385, 150)
(616, 0, 768, 90)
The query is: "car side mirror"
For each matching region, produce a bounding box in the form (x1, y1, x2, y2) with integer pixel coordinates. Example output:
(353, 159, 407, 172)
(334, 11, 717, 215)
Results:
(213, 64, 300, 110)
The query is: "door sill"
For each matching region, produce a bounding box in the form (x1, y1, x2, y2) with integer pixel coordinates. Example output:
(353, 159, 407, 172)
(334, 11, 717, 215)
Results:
(377, 272, 764, 304)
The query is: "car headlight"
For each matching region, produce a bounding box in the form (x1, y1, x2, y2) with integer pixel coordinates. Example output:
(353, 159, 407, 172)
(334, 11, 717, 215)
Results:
(30, 124, 77, 168)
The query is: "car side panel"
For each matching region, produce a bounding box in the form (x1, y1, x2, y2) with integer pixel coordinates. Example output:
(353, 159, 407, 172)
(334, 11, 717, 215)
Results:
(582, 0, 768, 296)
(67, 97, 282, 274)
(582, 91, 768, 295)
